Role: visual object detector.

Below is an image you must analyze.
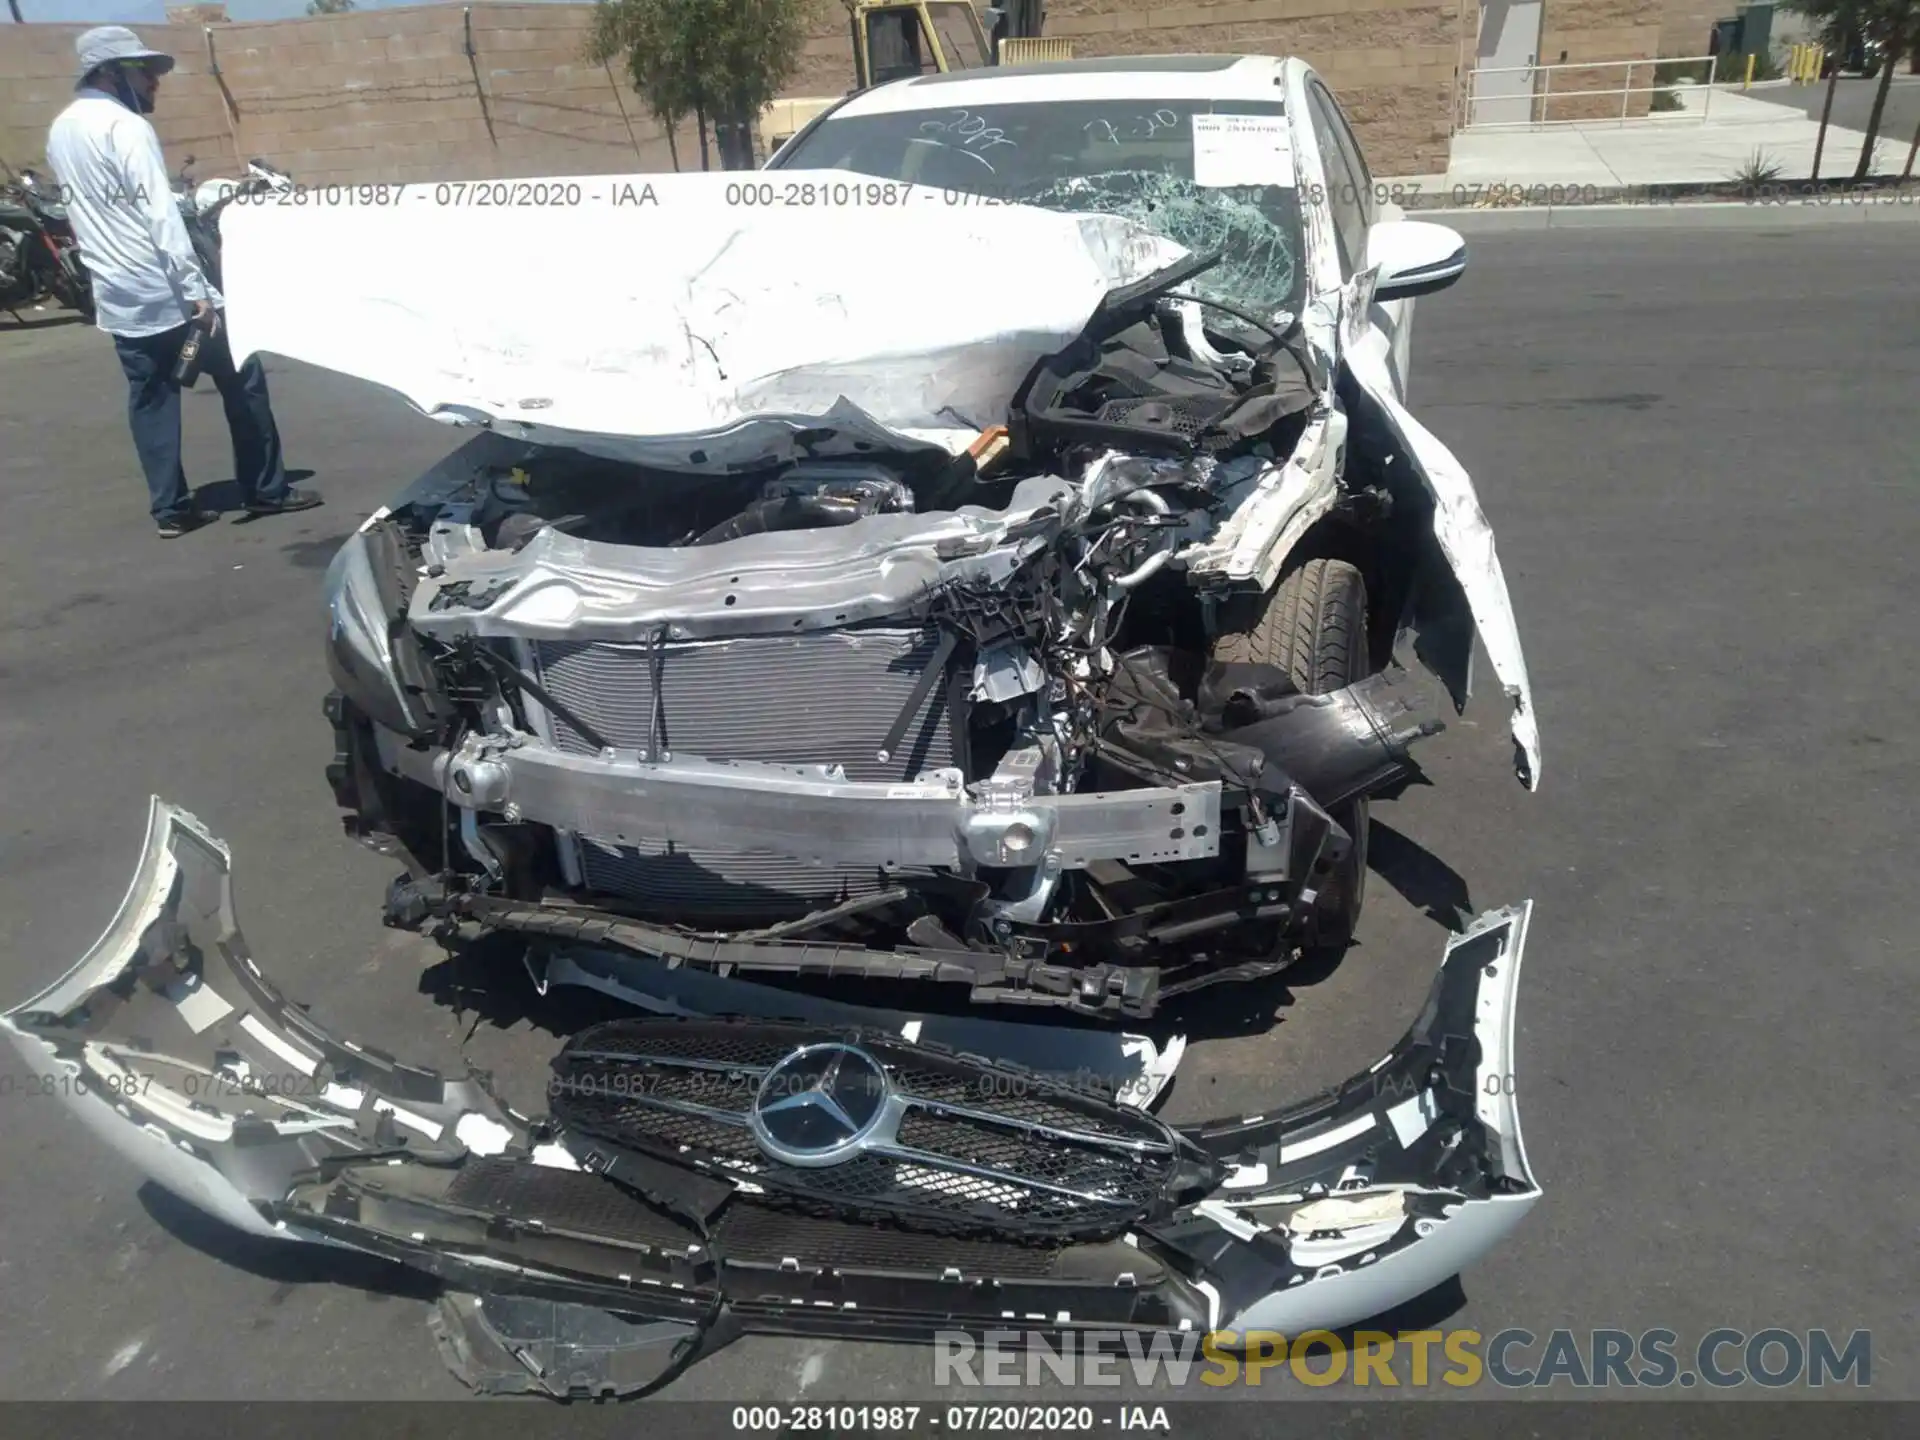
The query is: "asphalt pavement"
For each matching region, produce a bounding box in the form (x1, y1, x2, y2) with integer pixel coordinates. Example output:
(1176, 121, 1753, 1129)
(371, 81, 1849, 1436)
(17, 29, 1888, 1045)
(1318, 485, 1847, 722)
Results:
(0, 219, 1916, 1405)
(1741, 72, 1920, 154)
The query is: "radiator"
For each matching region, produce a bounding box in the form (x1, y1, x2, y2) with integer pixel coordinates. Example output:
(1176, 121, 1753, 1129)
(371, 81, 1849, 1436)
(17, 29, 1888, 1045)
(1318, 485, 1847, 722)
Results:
(529, 627, 955, 913)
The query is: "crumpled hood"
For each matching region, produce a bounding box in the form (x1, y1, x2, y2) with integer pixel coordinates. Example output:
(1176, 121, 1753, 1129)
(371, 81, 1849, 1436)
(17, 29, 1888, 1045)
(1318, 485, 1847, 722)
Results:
(220, 170, 1192, 455)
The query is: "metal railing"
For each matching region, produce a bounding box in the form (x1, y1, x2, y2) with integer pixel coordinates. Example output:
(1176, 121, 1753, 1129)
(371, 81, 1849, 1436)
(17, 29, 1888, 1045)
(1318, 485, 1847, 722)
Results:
(1461, 55, 1722, 130)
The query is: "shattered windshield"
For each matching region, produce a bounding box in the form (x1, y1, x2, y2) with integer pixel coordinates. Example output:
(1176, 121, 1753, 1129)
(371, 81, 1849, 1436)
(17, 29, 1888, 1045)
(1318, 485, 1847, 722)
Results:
(778, 99, 1303, 320)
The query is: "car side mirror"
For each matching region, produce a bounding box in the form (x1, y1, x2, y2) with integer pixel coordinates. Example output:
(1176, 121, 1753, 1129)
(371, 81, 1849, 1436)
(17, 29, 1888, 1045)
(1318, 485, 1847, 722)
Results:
(1369, 219, 1468, 301)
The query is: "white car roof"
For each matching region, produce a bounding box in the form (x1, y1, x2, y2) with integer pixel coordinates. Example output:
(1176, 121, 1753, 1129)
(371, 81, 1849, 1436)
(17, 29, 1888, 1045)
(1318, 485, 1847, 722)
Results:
(830, 54, 1301, 116)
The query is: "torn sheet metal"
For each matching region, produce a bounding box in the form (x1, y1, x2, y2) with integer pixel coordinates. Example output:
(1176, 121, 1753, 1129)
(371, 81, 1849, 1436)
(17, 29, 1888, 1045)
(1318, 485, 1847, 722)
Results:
(1177, 412, 1347, 588)
(219, 170, 1191, 459)
(529, 948, 1186, 1110)
(1344, 343, 1543, 790)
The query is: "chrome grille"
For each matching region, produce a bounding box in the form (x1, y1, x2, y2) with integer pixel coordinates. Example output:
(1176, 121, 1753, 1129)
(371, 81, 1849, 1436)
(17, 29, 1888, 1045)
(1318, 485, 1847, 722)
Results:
(529, 628, 954, 911)
(550, 1020, 1194, 1241)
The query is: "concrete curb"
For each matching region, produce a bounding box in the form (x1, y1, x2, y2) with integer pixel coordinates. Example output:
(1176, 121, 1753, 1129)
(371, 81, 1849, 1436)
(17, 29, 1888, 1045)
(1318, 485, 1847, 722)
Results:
(1379, 175, 1920, 216)
(1436, 199, 1920, 231)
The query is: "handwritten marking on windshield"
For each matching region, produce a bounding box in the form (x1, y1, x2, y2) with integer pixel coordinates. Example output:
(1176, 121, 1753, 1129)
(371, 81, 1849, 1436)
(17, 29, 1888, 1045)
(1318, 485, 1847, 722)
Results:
(1083, 110, 1183, 145)
(917, 110, 1017, 153)
(907, 137, 999, 174)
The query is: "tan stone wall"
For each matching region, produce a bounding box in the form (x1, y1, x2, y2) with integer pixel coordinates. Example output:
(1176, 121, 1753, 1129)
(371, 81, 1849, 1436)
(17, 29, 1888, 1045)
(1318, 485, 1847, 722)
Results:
(1657, 0, 1721, 58)
(781, 0, 1464, 175)
(791, 0, 864, 96)
(4, 0, 1489, 184)
(1533, 0, 1666, 121)
(1, 6, 697, 184)
(1040, 1, 1466, 173)
(1, 19, 235, 172)
(1057, 0, 1465, 173)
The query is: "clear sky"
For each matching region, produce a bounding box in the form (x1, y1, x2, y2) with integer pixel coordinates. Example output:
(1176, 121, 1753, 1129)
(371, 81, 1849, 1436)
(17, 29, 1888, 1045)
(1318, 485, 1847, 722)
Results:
(8, 0, 578, 24)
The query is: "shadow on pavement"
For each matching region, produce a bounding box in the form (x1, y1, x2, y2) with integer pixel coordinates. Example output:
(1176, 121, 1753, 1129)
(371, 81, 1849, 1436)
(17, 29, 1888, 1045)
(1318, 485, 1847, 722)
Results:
(137, 1181, 439, 1302)
(1323, 1275, 1470, 1346)
(0, 307, 86, 332)
(191, 468, 318, 516)
(280, 531, 355, 569)
(1368, 818, 1476, 933)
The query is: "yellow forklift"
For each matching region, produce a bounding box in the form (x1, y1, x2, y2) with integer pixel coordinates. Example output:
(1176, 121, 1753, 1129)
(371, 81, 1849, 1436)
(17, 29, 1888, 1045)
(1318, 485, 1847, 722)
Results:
(761, 1, 1067, 155)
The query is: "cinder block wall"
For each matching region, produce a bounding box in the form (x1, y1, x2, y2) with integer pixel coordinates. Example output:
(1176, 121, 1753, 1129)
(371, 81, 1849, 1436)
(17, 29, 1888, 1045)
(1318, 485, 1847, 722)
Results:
(1044, 0, 1465, 174)
(791, 0, 1469, 175)
(1, 19, 235, 171)
(4, 2, 1473, 185)
(1658, 0, 1721, 58)
(1534, 0, 1667, 121)
(1, 6, 696, 183)
(3, 0, 1675, 186)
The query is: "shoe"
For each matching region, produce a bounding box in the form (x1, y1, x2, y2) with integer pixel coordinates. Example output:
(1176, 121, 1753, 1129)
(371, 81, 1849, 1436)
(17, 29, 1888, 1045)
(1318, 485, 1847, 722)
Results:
(157, 509, 215, 539)
(244, 486, 323, 517)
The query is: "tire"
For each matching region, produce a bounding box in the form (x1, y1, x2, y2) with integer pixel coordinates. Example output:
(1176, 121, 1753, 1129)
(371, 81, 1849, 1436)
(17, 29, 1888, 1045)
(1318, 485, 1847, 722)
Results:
(1213, 557, 1371, 946)
(54, 263, 93, 323)
(188, 222, 223, 293)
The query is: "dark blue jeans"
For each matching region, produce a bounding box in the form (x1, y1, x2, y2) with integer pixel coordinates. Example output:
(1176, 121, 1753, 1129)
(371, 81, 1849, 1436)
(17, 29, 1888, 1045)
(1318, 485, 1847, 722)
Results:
(113, 317, 288, 523)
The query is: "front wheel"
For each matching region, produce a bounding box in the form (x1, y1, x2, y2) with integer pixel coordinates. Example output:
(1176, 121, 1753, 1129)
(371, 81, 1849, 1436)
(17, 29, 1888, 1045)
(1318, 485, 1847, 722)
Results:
(53, 261, 93, 323)
(1212, 557, 1371, 946)
(187, 219, 224, 293)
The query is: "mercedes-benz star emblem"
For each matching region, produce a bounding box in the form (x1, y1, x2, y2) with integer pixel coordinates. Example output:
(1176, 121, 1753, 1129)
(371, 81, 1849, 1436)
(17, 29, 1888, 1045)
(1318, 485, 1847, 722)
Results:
(749, 1043, 891, 1167)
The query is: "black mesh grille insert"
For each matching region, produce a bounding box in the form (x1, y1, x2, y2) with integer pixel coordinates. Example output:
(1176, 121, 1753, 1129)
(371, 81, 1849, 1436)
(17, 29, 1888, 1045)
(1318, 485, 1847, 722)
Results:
(434, 1160, 1083, 1278)
(892, 1109, 1154, 1201)
(1095, 397, 1219, 439)
(888, 1065, 1137, 1137)
(444, 1157, 699, 1247)
(713, 1204, 1068, 1278)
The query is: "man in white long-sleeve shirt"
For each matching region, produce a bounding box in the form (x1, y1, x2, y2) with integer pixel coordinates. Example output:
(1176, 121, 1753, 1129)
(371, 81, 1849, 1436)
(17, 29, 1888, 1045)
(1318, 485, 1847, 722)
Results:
(47, 27, 320, 537)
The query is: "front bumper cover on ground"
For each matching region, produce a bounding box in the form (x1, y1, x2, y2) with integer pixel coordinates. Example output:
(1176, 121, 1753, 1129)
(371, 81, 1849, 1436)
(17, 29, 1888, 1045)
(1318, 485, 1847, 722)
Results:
(5, 800, 1541, 1399)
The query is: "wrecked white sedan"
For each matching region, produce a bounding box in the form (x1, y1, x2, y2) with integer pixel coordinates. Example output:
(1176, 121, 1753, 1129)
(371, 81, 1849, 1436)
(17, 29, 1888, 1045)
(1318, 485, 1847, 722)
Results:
(290, 56, 1536, 1021)
(6, 54, 1543, 1398)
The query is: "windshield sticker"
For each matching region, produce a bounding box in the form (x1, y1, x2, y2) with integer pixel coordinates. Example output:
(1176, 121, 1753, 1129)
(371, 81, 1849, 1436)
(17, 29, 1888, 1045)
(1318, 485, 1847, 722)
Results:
(1191, 113, 1294, 188)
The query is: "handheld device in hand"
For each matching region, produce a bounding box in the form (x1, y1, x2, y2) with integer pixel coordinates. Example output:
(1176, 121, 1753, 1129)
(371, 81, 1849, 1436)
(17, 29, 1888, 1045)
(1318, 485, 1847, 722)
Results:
(171, 312, 210, 387)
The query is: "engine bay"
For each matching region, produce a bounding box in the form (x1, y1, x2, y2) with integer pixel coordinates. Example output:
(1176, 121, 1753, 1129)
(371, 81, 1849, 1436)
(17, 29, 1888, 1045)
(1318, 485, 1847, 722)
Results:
(322, 256, 1448, 1018)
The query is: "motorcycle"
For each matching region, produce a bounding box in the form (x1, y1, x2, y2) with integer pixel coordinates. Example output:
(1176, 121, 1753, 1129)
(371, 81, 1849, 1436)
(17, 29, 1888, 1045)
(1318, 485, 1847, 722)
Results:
(174, 154, 294, 293)
(0, 169, 94, 321)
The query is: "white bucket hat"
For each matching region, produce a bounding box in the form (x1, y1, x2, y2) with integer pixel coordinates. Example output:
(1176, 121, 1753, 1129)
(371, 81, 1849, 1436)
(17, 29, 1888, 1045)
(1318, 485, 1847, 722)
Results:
(76, 26, 177, 82)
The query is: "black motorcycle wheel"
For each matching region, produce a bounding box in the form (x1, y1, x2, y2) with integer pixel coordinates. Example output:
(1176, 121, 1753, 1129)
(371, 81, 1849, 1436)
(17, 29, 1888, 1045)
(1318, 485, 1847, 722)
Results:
(186, 217, 224, 293)
(55, 265, 94, 323)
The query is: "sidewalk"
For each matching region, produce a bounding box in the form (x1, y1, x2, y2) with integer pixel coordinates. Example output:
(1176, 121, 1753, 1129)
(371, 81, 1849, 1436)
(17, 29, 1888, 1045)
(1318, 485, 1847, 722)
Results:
(1385, 78, 1919, 200)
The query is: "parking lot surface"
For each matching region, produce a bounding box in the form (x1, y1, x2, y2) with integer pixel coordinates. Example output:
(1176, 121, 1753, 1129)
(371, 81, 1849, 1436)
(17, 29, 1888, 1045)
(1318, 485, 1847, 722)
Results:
(0, 222, 1914, 1401)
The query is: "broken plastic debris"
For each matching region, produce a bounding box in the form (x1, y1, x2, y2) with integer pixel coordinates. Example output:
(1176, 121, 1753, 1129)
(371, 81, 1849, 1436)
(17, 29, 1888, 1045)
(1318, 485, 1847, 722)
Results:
(1287, 1190, 1410, 1234)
